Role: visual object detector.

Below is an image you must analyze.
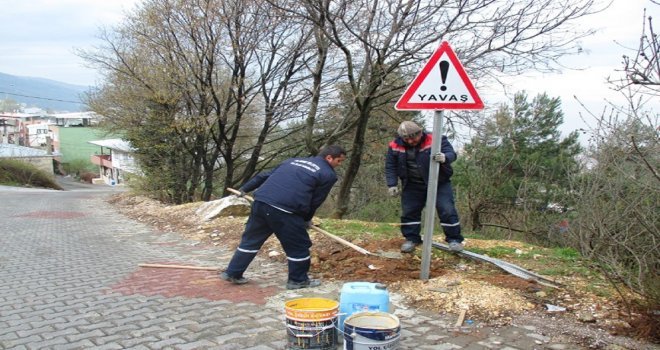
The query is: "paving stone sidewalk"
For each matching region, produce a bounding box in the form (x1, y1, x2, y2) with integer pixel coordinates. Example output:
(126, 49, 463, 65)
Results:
(0, 183, 586, 349)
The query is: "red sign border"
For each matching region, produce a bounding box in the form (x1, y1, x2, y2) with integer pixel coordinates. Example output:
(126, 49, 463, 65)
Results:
(395, 41, 484, 110)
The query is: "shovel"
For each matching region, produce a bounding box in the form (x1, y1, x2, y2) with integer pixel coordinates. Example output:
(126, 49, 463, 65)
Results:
(226, 188, 401, 259)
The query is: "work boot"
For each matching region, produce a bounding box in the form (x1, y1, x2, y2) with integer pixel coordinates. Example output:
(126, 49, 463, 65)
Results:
(400, 240, 421, 253)
(448, 241, 464, 252)
(220, 271, 248, 285)
(286, 279, 321, 290)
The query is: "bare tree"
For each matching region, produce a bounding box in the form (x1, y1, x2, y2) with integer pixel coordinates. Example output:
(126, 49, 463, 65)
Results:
(82, 0, 602, 211)
(81, 0, 319, 200)
(614, 7, 660, 95)
(277, 0, 599, 217)
(569, 5, 659, 315)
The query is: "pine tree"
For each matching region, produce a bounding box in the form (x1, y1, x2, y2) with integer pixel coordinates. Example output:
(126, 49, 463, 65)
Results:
(454, 92, 581, 240)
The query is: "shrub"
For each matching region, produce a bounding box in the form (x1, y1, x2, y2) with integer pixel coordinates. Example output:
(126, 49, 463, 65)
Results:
(80, 172, 98, 183)
(568, 118, 659, 312)
(62, 159, 96, 176)
(0, 159, 63, 190)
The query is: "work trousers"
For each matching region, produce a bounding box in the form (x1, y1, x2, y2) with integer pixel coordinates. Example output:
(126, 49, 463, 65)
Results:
(400, 181, 462, 243)
(224, 201, 312, 283)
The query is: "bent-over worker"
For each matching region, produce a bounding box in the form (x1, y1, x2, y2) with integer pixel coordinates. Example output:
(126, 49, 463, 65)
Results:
(220, 145, 347, 290)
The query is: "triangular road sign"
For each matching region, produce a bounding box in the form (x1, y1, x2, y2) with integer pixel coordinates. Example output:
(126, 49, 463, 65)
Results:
(395, 41, 483, 110)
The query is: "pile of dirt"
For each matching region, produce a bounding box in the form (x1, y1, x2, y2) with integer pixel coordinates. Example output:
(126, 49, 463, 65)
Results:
(309, 235, 541, 322)
(107, 193, 655, 348)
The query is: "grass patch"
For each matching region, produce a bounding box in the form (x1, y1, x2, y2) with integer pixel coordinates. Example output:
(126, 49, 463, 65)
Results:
(551, 247, 580, 261)
(468, 246, 517, 258)
(58, 127, 120, 163)
(0, 159, 62, 190)
(536, 257, 592, 277)
(317, 218, 603, 287)
(318, 219, 400, 239)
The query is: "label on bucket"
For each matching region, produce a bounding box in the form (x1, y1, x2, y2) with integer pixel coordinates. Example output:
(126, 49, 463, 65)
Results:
(343, 334, 400, 350)
(350, 303, 382, 312)
(286, 308, 337, 321)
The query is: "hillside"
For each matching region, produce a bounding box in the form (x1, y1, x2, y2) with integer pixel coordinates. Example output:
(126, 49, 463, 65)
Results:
(107, 192, 658, 349)
(0, 72, 89, 112)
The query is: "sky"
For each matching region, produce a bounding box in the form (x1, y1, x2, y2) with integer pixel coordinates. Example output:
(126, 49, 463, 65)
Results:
(485, 0, 659, 138)
(0, 0, 656, 139)
(427, 0, 658, 140)
(0, 0, 138, 86)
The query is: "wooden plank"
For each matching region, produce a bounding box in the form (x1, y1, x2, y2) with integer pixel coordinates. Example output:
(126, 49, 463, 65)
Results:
(139, 263, 219, 271)
(454, 309, 467, 327)
(309, 225, 373, 256)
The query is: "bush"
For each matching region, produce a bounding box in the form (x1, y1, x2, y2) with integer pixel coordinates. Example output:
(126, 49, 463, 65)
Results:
(80, 172, 98, 183)
(568, 118, 659, 311)
(62, 159, 96, 177)
(0, 159, 63, 190)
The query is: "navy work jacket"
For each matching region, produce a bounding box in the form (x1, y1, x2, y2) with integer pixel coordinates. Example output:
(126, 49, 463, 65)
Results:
(240, 156, 338, 221)
(385, 132, 456, 188)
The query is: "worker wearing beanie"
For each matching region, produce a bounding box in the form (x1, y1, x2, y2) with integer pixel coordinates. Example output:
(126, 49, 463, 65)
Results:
(385, 121, 464, 252)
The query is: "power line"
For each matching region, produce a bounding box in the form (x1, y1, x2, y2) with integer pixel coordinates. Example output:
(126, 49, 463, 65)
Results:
(0, 91, 83, 104)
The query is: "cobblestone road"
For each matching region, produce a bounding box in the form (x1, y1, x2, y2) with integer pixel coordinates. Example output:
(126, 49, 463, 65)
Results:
(0, 182, 589, 349)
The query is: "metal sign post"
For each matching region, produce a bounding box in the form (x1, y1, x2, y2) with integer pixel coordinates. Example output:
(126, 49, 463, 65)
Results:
(420, 110, 444, 280)
(394, 41, 483, 281)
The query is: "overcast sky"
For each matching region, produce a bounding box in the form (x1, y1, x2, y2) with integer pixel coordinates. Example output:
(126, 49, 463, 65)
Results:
(0, 0, 137, 86)
(0, 0, 656, 138)
(487, 0, 659, 137)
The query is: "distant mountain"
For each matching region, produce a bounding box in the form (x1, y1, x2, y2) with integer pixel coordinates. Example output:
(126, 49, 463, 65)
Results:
(0, 72, 89, 112)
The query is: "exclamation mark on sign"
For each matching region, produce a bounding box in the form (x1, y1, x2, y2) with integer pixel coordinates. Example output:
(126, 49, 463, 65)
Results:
(439, 61, 449, 91)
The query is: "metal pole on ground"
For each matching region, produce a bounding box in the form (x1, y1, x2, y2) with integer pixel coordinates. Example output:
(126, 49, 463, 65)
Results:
(420, 110, 444, 280)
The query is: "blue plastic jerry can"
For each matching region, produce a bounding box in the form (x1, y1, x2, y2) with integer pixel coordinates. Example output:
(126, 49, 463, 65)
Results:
(338, 282, 390, 332)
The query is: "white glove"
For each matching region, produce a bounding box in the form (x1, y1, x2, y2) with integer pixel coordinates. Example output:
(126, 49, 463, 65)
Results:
(433, 153, 446, 163)
(388, 186, 399, 196)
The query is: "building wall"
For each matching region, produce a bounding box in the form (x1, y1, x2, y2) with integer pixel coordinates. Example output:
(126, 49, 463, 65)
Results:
(112, 149, 137, 173)
(26, 124, 50, 147)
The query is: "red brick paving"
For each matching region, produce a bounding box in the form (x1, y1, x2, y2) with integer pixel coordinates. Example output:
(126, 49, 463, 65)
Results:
(109, 264, 281, 304)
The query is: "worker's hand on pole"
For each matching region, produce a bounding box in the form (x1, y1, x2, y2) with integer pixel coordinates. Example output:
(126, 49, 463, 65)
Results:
(388, 186, 399, 197)
(433, 152, 446, 163)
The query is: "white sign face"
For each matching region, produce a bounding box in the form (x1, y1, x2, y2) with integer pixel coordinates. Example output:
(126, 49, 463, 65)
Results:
(395, 41, 483, 110)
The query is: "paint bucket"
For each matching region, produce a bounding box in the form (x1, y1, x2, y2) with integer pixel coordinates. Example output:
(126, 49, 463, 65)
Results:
(343, 312, 400, 350)
(285, 297, 339, 350)
(339, 282, 389, 332)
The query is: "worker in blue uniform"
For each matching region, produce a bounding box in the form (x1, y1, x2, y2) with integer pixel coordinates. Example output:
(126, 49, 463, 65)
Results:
(385, 121, 464, 253)
(220, 145, 347, 290)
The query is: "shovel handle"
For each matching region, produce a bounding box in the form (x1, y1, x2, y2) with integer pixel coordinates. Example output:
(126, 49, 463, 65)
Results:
(226, 188, 373, 256)
(227, 187, 254, 201)
(309, 225, 373, 256)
